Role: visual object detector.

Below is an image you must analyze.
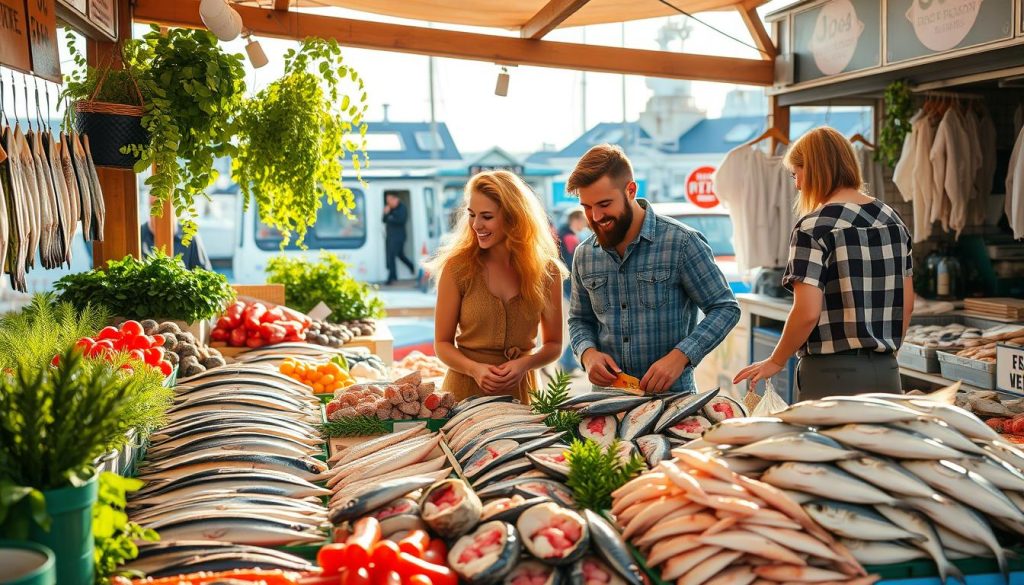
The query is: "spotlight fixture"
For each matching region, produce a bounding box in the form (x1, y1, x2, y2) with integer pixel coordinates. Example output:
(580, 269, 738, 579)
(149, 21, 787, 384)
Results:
(244, 32, 268, 68)
(495, 66, 510, 97)
(200, 0, 243, 42)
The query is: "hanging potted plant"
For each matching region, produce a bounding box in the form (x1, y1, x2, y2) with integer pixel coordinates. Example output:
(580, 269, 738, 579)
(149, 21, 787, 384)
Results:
(61, 33, 151, 170)
(125, 26, 247, 244)
(234, 37, 369, 247)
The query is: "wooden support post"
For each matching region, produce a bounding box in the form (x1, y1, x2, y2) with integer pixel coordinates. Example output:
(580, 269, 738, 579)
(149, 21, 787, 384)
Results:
(89, 0, 140, 267)
(768, 93, 791, 153)
(736, 0, 776, 60)
(521, 0, 591, 39)
(152, 193, 173, 256)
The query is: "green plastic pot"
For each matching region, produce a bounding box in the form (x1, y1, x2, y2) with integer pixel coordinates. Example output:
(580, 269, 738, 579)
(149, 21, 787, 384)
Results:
(27, 475, 98, 585)
(0, 540, 56, 585)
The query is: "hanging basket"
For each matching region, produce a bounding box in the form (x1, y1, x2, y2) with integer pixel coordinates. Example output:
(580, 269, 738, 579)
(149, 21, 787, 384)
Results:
(73, 66, 149, 170)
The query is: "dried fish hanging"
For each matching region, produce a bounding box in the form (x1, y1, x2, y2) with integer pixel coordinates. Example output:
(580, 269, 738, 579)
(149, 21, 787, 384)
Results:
(35, 80, 71, 268)
(81, 133, 104, 241)
(24, 81, 58, 270)
(1, 73, 29, 291)
(0, 85, 10, 280)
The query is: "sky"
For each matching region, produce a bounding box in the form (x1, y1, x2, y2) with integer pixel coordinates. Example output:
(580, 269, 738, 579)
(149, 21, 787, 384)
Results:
(9, 1, 798, 155)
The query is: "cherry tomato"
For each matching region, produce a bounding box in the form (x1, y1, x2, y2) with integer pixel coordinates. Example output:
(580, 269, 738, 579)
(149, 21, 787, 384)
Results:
(422, 540, 447, 566)
(128, 349, 146, 363)
(151, 334, 165, 346)
(158, 361, 173, 377)
(120, 320, 144, 337)
(88, 342, 111, 358)
(144, 347, 165, 366)
(385, 571, 402, 585)
(408, 576, 433, 585)
(394, 552, 456, 585)
(343, 567, 370, 585)
(130, 335, 153, 351)
(75, 338, 95, 352)
(97, 326, 120, 341)
(369, 540, 400, 582)
(345, 517, 381, 569)
(398, 530, 429, 558)
(316, 543, 347, 575)
(50, 355, 60, 367)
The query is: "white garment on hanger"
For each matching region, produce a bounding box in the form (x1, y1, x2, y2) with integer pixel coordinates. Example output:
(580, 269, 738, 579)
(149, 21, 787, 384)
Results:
(910, 114, 937, 242)
(892, 111, 922, 203)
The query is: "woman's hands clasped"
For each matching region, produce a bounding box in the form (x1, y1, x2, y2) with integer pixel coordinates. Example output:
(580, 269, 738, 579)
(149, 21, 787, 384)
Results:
(472, 359, 528, 395)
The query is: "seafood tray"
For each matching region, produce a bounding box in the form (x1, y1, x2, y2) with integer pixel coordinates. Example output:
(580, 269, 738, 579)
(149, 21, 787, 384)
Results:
(897, 343, 940, 373)
(937, 351, 996, 390)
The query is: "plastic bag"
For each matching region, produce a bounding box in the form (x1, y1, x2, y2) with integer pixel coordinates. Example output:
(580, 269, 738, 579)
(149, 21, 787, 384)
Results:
(751, 378, 788, 417)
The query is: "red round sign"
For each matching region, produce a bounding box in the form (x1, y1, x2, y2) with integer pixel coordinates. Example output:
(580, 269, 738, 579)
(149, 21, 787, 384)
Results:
(686, 166, 720, 209)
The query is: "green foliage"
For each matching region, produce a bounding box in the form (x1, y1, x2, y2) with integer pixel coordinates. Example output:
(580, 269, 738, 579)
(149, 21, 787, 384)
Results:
(877, 80, 914, 168)
(234, 37, 369, 247)
(530, 371, 582, 439)
(266, 252, 384, 322)
(124, 27, 248, 244)
(0, 481, 48, 539)
(565, 438, 646, 512)
(93, 473, 158, 584)
(0, 293, 108, 371)
(61, 30, 151, 108)
(54, 249, 236, 324)
(318, 416, 390, 438)
(0, 347, 138, 492)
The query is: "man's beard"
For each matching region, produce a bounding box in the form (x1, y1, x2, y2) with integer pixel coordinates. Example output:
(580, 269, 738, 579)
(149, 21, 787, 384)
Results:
(590, 203, 633, 248)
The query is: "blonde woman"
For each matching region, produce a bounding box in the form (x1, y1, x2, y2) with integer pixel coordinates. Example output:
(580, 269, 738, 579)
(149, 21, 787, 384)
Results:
(430, 171, 568, 402)
(734, 126, 914, 399)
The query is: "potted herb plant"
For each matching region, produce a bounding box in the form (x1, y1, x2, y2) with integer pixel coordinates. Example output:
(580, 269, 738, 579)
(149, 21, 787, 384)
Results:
(62, 32, 150, 170)
(0, 349, 147, 585)
(234, 37, 369, 247)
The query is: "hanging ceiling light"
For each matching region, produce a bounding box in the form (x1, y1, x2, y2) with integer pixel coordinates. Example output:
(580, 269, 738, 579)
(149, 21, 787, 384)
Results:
(199, 0, 243, 42)
(495, 66, 510, 97)
(244, 32, 268, 68)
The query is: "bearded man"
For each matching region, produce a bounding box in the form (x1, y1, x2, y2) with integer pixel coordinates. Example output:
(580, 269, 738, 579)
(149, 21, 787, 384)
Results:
(567, 144, 740, 394)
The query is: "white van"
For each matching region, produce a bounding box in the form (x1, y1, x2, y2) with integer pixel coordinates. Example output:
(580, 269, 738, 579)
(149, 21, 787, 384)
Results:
(232, 173, 445, 285)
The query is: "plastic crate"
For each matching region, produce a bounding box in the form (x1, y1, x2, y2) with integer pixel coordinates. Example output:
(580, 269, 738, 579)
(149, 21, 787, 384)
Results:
(898, 343, 941, 373)
(937, 351, 996, 390)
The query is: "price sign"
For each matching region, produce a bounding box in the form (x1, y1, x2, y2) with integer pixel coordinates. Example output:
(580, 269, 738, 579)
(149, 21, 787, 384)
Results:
(997, 343, 1024, 395)
(686, 166, 720, 209)
(0, 0, 31, 73)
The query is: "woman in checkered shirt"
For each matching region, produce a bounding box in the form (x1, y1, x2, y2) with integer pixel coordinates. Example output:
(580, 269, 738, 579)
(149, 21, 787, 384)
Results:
(734, 127, 915, 399)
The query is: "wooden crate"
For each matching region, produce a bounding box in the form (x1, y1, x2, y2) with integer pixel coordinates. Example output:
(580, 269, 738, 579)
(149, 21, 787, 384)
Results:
(342, 321, 394, 366)
(232, 284, 286, 306)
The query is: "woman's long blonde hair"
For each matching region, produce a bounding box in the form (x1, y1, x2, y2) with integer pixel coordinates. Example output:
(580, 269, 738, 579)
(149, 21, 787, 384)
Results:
(427, 171, 567, 313)
(783, 126, 864, 216)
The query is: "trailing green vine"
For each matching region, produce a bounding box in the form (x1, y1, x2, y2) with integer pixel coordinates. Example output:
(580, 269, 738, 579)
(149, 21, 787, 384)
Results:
(234, 37, 369, 247)
(877, 80, 914, 168)
(126, 27, 247, 244)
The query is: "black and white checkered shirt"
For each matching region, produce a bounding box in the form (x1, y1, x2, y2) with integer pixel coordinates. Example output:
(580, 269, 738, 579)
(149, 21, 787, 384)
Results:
(783, 201, 913, 356)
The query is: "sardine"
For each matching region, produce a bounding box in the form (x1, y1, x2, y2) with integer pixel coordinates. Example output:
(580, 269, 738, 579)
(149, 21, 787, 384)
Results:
(136, 451, 327, 481)
(803, 500, 924, 541)
(875, 505, 964, 585)
(903, 459, 1024, 523)
(329, 475, 438, 523)
(836, 456, 936, 498)
(760, 463, 898, 505)
(776, 398, 919, 426)
(702, 417, 806, 445)
(141, 513, 325, 547)
(733, 432, 859, 462)
(821, 424, 966, 460)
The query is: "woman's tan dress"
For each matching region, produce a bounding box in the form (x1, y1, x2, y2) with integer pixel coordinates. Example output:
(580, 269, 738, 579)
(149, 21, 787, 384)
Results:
(441, 264, 542, 404)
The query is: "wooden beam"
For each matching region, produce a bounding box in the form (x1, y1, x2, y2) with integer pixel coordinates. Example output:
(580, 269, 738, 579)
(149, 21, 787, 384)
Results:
(90, 0, 140, 266)
(152, 193, 173, 256)
(274, 0, 290, 11)
(133, 0, 774, 85)
(521, 0, 590, 40)
(736, 2, 775, 60)
(768, 93, 790, 152)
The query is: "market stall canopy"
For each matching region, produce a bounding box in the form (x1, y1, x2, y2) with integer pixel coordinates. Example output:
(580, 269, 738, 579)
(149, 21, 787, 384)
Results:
(242, 0, 759, 31)
(133, 0, 776, 85)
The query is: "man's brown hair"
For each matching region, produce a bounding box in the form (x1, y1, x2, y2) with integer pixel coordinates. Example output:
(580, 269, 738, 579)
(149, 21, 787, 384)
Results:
(566, 143, 634, 194)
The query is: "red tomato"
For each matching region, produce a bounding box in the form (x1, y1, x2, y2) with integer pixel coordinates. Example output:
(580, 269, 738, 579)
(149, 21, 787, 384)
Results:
(152, 334, 165, 346)
(345, 517, 381, 569)
(144, 348, 165, 366)
(369, 540, 400, 583)
(422, 540, 447, 566)
(398, 530, 429, 558)
(50, 355, 60, 367)
(229, 326, 247, 347)
(89, 340, 114, 358)
(129, 335, 153, 350)
(385, 572, 402, 585)
(128, 349, 146, 363)
(408, 576, 433, 585)
(158, 361, 173, 377)
(316, 543, 348, 575)
(245, 336, 265, 349)
(75, 338, 95, 353)
(120, 321, 144, 337)
(393, 552, 456, 585)
(97, 326, 120, 341)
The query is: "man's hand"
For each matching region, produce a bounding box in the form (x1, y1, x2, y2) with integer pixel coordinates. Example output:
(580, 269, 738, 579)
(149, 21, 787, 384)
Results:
(581, 349, 620, 386)
(641, 349, 690, 394)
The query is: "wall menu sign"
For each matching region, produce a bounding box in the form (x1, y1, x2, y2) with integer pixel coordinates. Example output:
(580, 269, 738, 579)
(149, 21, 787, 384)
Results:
(27, 0, 60, 82)
(0, 0, 31, 73)
(886, 0, 1012, 63)
(792, 0, 881, 82)
(87, 0, 115, 38)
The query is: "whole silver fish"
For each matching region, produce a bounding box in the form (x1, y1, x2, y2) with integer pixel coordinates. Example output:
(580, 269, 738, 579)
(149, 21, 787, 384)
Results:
(892, 417, 987, 456)
(733, 432, 859, 462)
(903, 459, 1024, 523)
(141, 513, 325, 547)
(803, 500, 925, 541)
(907, 494, 1008, 578)
(892, 398, 1000, 442)
(840, 539, 928, 565)
(137, 451, 327, 481)
(329, 475, 438, 523)
(776, 398, 919, 426)
(836, 456, 934, 498)
(821, 424, 966, 460)
(875, 505, 964, 585)
(702, 417, 806, 446)
(760, 462, 899, 505)
(960, 453, 1024, 491)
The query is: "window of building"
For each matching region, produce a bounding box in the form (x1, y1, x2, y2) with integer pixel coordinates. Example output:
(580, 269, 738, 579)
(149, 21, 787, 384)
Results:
(365, 133, 404, 151)
(255, 190, 367, 250)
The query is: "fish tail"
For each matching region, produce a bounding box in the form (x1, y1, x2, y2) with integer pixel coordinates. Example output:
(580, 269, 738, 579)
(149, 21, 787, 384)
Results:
(942, 560, 965, 585)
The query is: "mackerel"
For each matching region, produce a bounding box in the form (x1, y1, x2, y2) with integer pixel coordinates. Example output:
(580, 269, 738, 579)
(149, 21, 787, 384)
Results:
(875, 505, 964, 585)
(150, 424, 322, 450)
(147, 435, 320, 459)
(455, 424, 552, 462)
(328, 422, 428, 465)
(836, 456, 934, 498)
(136, 451, 327, 482)
(141, 513, 326, 547)
(330, 456, 451, 503)
(821, 424, 965, 460)
(132, 468, 328, 500)
(330, 434, 443, 491)
(903, 459, 1024, 523)
(907, 495, 1007, 579)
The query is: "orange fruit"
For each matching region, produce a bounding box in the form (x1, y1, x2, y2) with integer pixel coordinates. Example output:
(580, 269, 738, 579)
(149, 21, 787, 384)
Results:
(312, 383, 325, 393)
(320, 374, 335, 386)
(280, 362, 295, 375)
(324, 363, 342, 377)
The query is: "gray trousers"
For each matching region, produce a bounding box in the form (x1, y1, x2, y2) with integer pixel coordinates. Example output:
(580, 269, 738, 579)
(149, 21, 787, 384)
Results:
(795, 352, 902, 401)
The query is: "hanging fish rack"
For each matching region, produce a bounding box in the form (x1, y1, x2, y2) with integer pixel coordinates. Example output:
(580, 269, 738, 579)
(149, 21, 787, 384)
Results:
(0, 65, 105, 293)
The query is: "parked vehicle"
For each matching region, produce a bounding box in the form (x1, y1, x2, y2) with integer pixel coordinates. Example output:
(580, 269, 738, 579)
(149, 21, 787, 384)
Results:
(650, 201, 749, 294)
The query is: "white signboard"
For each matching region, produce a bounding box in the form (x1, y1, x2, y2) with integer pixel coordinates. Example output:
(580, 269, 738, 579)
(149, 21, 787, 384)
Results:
(810, 0, 865, 75)
(997, 343, 1024, 394)
(906, 0, 983, 52)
